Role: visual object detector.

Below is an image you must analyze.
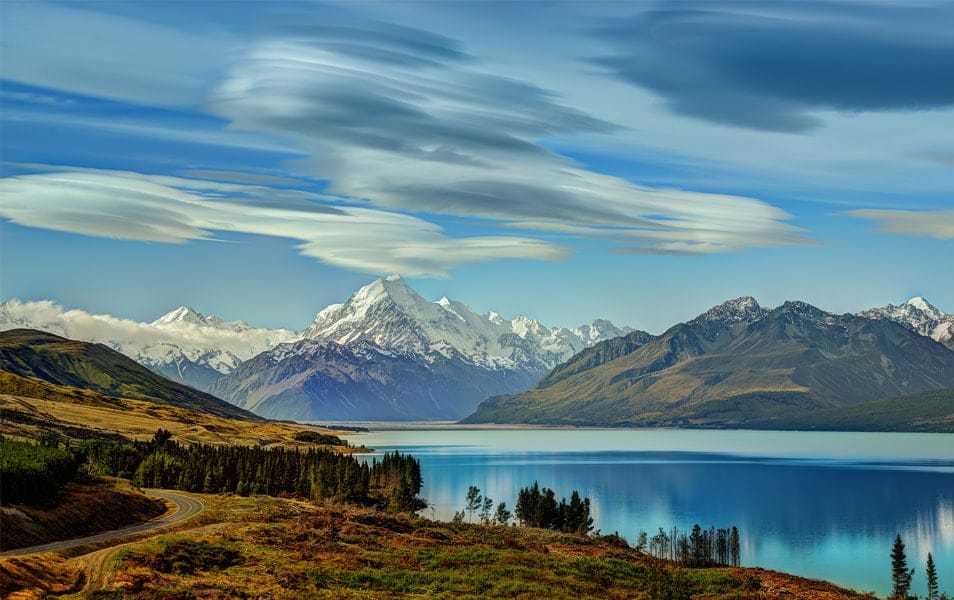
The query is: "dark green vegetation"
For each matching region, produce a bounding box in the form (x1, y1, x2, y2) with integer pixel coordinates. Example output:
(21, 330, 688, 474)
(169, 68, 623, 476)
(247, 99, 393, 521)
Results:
(293, 430, 348, 445)
(464, 300, 954, 429)
(84, 430, 424, 511)
(747, 388, 954, 432)
(514, 482, 594, 534)
(0, 436, 78, 504)
(0, 328, 258, 421)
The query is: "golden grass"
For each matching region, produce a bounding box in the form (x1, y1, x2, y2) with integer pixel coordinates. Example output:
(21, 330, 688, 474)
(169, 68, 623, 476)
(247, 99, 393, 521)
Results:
(0, 371, 353, 451)
(0, 494, 871, 600)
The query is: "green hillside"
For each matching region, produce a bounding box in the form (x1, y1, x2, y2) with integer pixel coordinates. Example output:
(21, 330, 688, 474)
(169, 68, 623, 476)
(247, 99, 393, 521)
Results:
(0, 328, 260, 421)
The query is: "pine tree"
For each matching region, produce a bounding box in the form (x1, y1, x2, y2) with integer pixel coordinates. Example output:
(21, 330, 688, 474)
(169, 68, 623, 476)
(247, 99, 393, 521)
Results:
(494, 502, 511, 526)
(926, 552, 938, 600)
(891, 533, 914, 600)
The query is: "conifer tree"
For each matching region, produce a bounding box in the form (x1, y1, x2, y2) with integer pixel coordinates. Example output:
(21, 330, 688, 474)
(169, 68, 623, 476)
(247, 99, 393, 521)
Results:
(891, 533, 914, 600)
(926, 552, 938, 600)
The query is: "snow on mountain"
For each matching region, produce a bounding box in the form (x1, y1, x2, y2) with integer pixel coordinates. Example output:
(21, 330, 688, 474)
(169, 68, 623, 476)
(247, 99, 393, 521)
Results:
(301, 275, 633, 371)
(0, 300, 299, 389)
(859, 297, 954, 350)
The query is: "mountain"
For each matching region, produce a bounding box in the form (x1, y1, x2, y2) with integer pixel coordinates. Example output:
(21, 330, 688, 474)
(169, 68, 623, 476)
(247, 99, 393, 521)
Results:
(213, 276, 636, 420)
(463, 298, 954, 427)
(0, 328, 260, 421)
(859, 297, 954, 350)
(0, 300, 298, 391)
(744, 388, 954, 433)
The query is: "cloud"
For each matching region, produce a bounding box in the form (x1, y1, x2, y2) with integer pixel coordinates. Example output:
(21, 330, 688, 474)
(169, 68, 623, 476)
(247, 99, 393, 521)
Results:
(592, 2, 954, 132)
(208, 25, 808, 254)
(0, 170, 566, 277)
(847, 210, 954, 240)
(0, 299, 298, 368)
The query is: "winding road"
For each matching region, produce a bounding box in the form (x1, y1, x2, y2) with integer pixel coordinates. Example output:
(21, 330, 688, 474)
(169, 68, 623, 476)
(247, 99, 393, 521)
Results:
(0, 489, 205, 557)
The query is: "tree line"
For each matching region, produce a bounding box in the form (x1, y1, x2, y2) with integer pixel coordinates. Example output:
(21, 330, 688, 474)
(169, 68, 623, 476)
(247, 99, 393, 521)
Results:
(2, 430, 424, 512)
(0, 435, 79, 504)
(640, 525, 741, 567)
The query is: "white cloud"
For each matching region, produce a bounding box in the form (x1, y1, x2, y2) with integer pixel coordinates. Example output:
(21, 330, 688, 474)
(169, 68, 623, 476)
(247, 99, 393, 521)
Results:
(0, 170, 566, 277)
(0, 299, 297, 371)
(848, 210, 954, 240)
(208, 36, 809, 255)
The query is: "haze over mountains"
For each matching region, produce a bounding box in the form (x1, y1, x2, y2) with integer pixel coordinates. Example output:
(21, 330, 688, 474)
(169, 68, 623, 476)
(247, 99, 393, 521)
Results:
(2, 283, 952, 424)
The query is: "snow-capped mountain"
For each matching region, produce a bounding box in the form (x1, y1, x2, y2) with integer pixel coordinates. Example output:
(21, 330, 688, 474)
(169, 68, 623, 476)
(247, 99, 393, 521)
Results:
(859, 297, 954, 350)
(212, 276, 635, 420)
(0, 300, 299, 390)
(302, 275, 634, 371)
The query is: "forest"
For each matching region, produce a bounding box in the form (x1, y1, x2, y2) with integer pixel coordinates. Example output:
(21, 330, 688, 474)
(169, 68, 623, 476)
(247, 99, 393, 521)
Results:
(1, 430, 424, 512)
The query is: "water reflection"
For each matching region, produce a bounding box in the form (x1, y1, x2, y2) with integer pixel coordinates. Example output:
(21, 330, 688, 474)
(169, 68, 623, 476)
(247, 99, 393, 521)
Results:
(348, 429, 953, 594)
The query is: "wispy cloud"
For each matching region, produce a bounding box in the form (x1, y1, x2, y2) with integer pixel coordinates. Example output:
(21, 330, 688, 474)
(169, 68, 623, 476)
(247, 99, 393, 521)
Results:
(208, 24, 808, 255)
(0, 170, 566, 277)
(592, 2, 954, 132)
(847, 209, 954, 240)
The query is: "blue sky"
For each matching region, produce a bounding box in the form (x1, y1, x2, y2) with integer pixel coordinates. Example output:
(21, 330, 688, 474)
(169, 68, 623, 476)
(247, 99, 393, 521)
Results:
(1, 1, 951, 333)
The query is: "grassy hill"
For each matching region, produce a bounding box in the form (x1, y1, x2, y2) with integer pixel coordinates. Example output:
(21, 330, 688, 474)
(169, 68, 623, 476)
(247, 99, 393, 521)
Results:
(0, 371, 348, 448)
(2, 493, 871, 600)
(0, 328, 258, 421)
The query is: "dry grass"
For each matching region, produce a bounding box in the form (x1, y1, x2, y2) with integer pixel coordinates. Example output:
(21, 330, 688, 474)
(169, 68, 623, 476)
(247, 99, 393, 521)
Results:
(0, 478, 167, 551)
(1, 493, 872, 600)
(0, 371, 353, 451)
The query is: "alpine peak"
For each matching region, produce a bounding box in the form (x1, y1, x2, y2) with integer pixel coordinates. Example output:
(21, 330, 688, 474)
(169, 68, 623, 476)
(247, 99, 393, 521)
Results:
(153, 306, 207, 326)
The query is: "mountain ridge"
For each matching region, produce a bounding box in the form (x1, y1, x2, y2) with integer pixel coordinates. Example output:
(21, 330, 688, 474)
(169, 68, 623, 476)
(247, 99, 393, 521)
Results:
(463, 298, 954, 427)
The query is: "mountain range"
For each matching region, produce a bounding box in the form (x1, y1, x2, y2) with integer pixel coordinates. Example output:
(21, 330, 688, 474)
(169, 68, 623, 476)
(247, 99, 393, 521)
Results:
(2, 284, 951, 424)
(211, 276, 634, 420)
(1, 276, 632, 420)
(463, 297, 954, 426)
(0, 300, 297, 391)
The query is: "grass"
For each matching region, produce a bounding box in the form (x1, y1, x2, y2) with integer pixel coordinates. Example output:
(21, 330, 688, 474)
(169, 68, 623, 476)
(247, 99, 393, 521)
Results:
(21, 494, 864, 600)
(0, 371, 352, 450)
(0, 476, 168, 551)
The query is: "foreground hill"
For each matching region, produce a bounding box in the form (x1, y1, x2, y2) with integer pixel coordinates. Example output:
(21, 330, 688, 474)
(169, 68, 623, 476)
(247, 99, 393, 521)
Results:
(464, 298, 954, 428)
(0, 371, 346, 447)
(0, 329, 260, 421)
(2, 493, 870, 600)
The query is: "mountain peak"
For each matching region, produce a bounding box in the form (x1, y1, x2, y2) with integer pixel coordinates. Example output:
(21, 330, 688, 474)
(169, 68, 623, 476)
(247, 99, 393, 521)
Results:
(385, 274, 403, 282)
(905, 296, 939, 314)
(696, 296, 764, 325)
(153, 306, 206, 326)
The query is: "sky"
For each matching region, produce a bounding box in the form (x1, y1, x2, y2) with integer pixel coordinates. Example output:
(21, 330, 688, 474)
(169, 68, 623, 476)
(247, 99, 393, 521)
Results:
(1, 0, 952, 333)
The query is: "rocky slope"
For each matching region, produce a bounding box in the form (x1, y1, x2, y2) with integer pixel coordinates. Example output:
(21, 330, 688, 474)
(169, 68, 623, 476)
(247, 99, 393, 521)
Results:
(859, 296, 954, 350)
(463, 298, 954, 427)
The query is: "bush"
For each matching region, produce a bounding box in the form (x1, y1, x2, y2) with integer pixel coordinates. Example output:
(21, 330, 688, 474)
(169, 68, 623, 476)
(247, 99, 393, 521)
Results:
(147, 539, 243, 574)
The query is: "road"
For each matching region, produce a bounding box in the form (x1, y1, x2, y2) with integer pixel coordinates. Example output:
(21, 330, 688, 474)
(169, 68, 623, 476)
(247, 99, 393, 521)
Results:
(0, 489, 205, 557)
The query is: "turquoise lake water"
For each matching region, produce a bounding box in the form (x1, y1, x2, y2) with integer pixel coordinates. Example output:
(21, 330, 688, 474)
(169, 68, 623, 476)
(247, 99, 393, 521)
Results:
(341, 427, 954, 595)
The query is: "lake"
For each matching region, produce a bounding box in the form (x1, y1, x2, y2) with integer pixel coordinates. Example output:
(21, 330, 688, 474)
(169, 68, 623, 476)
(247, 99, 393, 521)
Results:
(341, 427, 954, 595)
